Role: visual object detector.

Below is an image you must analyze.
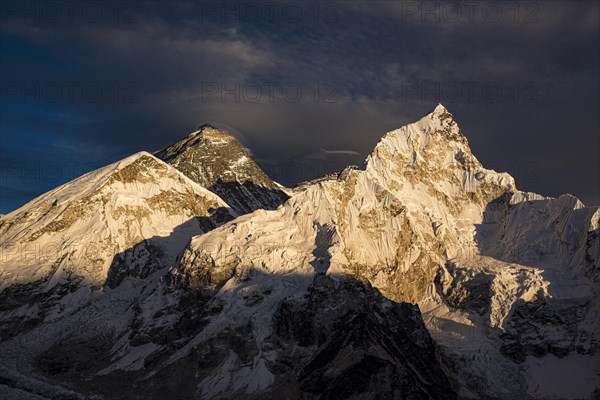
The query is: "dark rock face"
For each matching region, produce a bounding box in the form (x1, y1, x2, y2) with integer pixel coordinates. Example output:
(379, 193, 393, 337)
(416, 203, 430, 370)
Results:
(209, 180, 289, 215)
(155, 125, 289, 214)
(3, 274, 456, 400)
(500, 298, 594, 363)
(0, 279, 80, 342)
(436, 262, 493, 316)
(267, 275, 457, 400)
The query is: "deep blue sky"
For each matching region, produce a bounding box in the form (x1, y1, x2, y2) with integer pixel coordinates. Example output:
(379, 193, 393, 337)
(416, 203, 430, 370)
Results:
(1, 0, 599, 213)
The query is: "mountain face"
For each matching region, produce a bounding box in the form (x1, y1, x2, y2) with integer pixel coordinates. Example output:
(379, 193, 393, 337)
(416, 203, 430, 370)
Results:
(0, 105, 598, 400)
(0, 152, 233, 340)
(155, 124, 289, 215)
(175, 105, 600, 399)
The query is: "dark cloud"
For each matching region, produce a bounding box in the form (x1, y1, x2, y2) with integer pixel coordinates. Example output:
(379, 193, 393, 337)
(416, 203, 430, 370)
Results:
(1, 0, 598, 212)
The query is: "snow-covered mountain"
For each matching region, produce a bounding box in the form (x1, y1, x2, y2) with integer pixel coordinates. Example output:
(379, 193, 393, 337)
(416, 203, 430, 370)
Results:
(0, 105, 598, 400)
(155, 124, 289, 215)
(0, 152, 233, 339)
(175, 104, 600, 399)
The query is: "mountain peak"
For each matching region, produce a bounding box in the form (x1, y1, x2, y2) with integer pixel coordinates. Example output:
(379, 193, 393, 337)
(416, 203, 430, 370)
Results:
(200, 126, 236, 143)
(429, 103, 455, 126)
(185, 124, 235, 143)
(363, 103, 516, 197)
(367, 104, 466, 164)
(111, 151, 154, 169)
(198, 123, 219, 131)
(155, 126, 289, 214)
(432, 103, 449, 115)
(0, 150, 232, 289)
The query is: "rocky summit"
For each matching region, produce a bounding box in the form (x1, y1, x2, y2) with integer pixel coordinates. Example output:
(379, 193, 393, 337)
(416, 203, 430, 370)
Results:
(155, 124, 289, 215)
(0, 105, 598, 400)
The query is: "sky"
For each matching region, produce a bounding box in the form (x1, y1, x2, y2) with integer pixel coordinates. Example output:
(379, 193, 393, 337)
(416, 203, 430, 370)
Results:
(1, 0, 599, 213)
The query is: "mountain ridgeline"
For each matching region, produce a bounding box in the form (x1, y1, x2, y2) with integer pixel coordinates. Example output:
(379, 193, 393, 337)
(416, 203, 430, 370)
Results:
(0, 106, 598, 400)
(155, 124, 289, 215)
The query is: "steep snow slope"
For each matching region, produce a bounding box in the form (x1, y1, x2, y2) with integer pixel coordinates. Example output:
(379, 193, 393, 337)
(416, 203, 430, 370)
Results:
(0, 152, 233, 339)
(177, 104, 599, 399)
(0, 151, 233, 289)
(155, 124, 289, 214)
